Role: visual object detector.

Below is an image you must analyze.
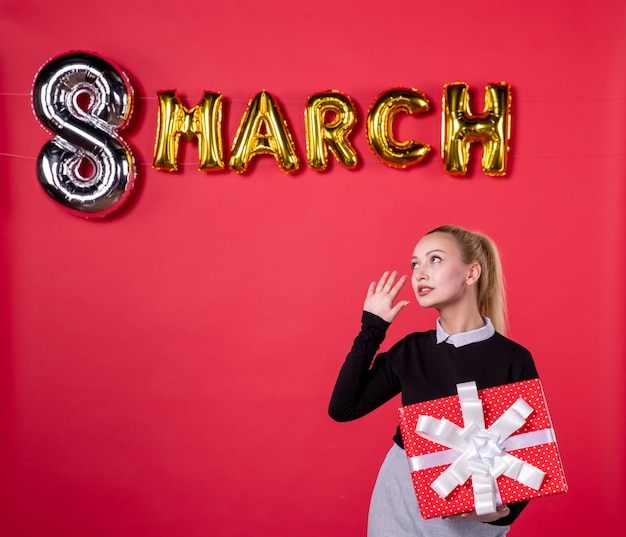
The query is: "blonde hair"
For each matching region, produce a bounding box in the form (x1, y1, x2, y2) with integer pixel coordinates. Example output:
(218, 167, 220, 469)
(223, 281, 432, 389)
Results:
(426, 225, 508, 335)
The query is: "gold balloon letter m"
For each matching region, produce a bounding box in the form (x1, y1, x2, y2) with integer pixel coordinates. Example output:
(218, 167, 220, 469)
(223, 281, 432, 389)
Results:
(152, 91, 224, 172)
(442, 83, 512, 176)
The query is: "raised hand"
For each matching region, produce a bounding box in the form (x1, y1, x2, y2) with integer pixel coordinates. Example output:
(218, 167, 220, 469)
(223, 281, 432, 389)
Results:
(363, 271, 409, 323)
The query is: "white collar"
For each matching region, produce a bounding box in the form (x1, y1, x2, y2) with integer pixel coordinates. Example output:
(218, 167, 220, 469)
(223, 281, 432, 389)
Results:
(436, 317, 495, 347)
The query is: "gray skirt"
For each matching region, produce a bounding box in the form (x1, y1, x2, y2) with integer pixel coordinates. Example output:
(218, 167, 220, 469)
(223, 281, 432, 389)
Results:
(367, 444, 510, 537)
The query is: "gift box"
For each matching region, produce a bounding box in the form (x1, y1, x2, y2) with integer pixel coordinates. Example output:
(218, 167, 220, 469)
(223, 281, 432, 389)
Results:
(398, 379, 567, 519)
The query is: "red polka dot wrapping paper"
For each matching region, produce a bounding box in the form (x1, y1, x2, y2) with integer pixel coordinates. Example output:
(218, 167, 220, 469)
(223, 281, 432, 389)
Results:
(398, 379, 568, 519)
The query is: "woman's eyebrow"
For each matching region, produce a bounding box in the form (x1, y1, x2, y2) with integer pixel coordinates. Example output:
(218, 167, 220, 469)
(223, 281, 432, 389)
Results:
(412, 249, 445, 260)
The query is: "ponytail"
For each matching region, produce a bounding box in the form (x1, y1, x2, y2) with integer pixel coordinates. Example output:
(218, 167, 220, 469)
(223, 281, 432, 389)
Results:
(426, 225, 508, 335)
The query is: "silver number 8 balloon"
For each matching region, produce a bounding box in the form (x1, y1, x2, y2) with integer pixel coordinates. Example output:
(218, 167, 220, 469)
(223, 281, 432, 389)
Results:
(32, 52, 136, 217)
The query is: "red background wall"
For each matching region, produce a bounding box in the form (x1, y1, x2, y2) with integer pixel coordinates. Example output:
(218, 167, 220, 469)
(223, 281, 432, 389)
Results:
(1, 1, 624, 536)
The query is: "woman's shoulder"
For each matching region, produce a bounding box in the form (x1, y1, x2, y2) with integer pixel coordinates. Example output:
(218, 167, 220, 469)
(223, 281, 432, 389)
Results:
(488, 331, 533, 355)
(488, 332, 539, 380)
(394, 329, 438, 348)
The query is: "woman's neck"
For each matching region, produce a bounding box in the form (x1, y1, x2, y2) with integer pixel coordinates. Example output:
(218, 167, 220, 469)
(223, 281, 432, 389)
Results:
(438, 309, 485, 335)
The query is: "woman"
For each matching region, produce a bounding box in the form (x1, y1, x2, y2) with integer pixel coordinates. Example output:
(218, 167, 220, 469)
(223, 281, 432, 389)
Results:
(329, 225, 539, 537)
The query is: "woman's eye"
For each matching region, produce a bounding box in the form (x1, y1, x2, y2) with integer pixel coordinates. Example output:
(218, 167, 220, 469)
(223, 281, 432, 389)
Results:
(411, 262, 419, 269)
(431, 256, 442, 263)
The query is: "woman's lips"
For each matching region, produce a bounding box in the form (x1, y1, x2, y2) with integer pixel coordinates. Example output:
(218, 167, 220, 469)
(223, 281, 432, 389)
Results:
(417, 286, 433, 296)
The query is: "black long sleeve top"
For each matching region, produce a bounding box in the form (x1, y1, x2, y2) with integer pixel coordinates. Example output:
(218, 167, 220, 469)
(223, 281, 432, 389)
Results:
(328, 311, 540, 526)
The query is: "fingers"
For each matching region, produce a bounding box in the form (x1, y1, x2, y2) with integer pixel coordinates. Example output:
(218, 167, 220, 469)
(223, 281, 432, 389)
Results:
(389, 300, 410, 317)
(364, 271, 409, 322)
(374, 271, 392, 293)
(388, 272, 408, 301)
(392, 274, 408, 295)
(375, 271, 407, 293)
(369, 271, 408, 303)
(446, 505, 510, 523)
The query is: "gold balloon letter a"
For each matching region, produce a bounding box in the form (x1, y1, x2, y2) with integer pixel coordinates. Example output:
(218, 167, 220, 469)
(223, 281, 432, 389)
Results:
(229, 91, 299, 173)
(305, 91, 358, 170)
(442, 83, 512, 176)
(152, 91, 224, 171)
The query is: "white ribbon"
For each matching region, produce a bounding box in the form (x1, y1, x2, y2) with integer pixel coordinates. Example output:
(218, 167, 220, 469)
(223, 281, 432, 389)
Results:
(412, 381, 546, 515)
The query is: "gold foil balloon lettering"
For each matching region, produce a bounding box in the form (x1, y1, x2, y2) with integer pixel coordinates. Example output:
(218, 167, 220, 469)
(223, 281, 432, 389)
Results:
(152, 91, 224, 171)
(229, 91, 300, 173)
(442, 82, 512, 176)
(304, 91, 358, 170)
(150, 85, 512, 176)
(367, 88, 432, 169)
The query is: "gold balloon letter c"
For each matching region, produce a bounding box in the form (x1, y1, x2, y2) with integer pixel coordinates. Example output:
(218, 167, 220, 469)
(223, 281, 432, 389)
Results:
(366, 88, 431, 169)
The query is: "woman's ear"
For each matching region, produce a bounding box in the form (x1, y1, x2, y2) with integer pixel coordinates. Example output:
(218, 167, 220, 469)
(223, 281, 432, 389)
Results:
(466, 262, 481, 286)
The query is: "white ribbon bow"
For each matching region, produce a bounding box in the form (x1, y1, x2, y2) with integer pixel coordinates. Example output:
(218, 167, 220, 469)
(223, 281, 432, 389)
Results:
(414, 381, 546, 515)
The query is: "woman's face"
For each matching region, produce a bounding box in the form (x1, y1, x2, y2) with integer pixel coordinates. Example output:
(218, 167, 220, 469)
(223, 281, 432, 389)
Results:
(410, 232, 479, 311)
